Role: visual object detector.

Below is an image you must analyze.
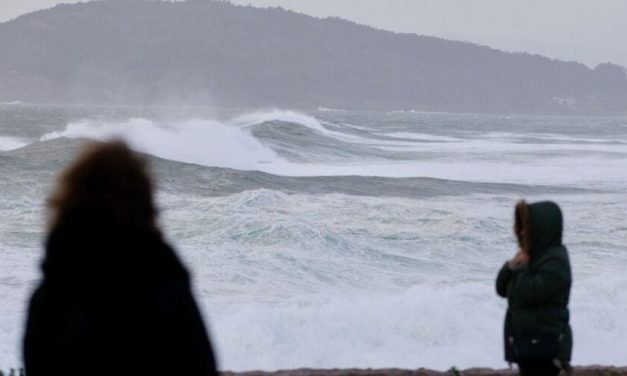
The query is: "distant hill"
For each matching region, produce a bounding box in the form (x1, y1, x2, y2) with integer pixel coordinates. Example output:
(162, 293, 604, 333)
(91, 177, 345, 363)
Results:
(0, 0, 626, 115)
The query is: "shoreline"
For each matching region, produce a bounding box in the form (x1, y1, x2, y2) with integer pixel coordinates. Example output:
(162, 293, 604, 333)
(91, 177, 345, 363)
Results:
(223, 367, 627, 376)
(3, 366, 627, 375)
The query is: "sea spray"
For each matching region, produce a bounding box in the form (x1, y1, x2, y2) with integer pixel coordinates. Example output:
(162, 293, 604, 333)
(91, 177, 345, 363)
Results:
(0, 137, 28, 152)
(41, 118, 282, 170)
(1, 107, 627, 369)
(37, 111, 627, 186)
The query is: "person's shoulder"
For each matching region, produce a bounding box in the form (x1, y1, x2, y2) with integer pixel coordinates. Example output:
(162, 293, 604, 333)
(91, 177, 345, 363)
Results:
(537, 245, 569, 260)
(533, 246, 571, 275)
(141, 278, 195, 311)
(547, 245, 570, 261)
(28, 281, 71, 309)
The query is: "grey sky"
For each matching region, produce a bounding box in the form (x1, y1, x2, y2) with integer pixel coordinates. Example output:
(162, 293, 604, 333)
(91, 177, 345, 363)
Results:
(2, 0, 626, 68)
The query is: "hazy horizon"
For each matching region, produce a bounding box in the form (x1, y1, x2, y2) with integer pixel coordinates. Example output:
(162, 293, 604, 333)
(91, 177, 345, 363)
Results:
(1, 0, 626, 69)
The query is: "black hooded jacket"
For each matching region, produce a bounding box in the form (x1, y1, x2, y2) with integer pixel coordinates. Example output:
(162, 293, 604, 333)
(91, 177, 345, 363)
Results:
(23, 215, 218, 376)
(496, 201, 573, 362)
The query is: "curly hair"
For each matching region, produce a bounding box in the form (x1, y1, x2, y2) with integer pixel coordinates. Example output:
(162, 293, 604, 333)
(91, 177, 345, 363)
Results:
(47, 140, 157, 232)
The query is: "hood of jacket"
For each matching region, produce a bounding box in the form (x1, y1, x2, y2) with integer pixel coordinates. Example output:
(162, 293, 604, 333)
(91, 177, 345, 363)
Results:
(528, 201, 563, 256)
(517, 200, 563, 257)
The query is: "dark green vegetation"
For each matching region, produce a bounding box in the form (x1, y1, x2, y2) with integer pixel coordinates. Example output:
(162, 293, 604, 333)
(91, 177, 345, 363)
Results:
(0, 0, 626, 114)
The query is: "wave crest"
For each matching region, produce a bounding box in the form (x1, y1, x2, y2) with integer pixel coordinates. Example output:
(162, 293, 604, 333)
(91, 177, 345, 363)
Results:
(0, 136, 29, 151)
(40, 117, 283, 170)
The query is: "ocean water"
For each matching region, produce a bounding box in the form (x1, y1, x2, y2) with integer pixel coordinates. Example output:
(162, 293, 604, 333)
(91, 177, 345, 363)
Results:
(0, 104, 626, 370)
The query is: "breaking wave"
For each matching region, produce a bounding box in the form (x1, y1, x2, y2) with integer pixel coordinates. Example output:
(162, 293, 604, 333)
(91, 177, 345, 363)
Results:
(41, 117, 283, 170)
(0, 136, 29, 151)
(34, 109, 627, 187)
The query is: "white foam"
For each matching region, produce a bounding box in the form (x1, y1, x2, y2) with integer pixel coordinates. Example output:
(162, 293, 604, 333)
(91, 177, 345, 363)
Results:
(381, 132, 461, 142)
(2, 182, 627, 370)
(270, 157, 627, 188)
(41, 118, 282, 170)
(205, 273, 627, 371)
(0, 136, 29, 151)
(37, 111, 627, 188)
(372, 137, 627, 154)
(207, 284, 506, 371)
(166, 191, 627, 371)
(317, 107, 346, 112)
(482, 131, 627, 144)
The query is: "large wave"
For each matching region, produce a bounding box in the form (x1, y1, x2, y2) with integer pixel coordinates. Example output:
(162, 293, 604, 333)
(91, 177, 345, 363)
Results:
(41, 117, 283, 170)
(36, 110, 627, 187)
(232, 110, 330, 134)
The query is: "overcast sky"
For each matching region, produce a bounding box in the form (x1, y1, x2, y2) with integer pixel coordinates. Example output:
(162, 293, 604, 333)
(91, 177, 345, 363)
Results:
(2, 0, 626, 68)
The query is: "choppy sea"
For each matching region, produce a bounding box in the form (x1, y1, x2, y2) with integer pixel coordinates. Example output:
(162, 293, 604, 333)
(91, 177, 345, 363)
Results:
(1, 104, 626, 370)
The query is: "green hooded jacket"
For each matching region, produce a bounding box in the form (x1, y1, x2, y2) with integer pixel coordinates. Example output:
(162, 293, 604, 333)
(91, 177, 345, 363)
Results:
(496, 201, 573, 362)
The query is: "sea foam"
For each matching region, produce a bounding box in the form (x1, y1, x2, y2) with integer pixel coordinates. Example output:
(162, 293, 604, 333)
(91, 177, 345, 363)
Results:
(41, 117, 282, 170)
(2, 108, 627, 370)
(0, 136, 28, 151)
(38, 111, 627, 188)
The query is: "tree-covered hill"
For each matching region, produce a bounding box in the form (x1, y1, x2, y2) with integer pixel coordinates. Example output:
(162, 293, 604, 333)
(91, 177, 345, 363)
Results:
(0, 0, 625, 114)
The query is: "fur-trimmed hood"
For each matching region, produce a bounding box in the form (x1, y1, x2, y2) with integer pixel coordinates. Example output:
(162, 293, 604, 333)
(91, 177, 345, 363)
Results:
(515, 200, 563, 256)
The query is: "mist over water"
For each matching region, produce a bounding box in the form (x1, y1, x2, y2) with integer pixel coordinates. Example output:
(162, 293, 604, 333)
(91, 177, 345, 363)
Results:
(1, 105, 626, 370)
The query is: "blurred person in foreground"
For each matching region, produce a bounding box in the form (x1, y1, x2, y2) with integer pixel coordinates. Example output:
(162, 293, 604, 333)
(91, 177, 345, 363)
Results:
(23, 140, 218, 376)
(496, 201, 573, 376)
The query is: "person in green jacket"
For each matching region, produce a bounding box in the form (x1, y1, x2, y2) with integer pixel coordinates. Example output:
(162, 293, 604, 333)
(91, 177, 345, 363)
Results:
(496, 201, 573, 376)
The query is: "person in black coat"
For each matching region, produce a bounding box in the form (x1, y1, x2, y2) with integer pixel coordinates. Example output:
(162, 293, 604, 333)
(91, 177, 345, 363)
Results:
(23, 140, 218, 376)
(496, 201, 573, 376)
